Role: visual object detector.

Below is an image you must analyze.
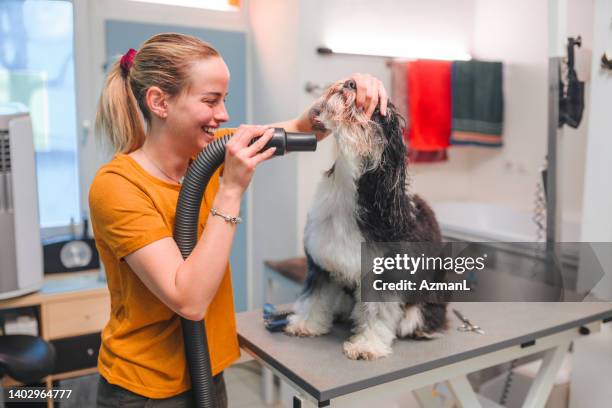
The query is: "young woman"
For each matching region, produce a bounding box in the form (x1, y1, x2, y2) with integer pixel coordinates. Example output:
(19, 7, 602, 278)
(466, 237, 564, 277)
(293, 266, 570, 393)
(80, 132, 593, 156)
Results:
(90, 33, 388, 407)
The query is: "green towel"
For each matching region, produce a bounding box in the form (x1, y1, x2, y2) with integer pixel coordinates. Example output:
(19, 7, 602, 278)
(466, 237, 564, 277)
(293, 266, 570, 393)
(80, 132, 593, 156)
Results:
(451, 60, 504, 135)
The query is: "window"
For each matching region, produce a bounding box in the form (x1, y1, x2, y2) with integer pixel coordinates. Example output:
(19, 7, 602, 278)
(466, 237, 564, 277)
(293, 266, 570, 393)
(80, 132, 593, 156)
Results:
(0, 0, 80, 228)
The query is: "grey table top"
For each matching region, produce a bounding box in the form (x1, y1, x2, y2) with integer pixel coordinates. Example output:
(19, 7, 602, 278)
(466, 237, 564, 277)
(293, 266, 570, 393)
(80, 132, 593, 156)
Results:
(236, 302, 612, 402)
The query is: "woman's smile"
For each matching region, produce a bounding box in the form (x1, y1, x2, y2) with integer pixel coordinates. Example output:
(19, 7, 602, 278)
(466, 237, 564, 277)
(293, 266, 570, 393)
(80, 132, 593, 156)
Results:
(202, 126, 217, 141)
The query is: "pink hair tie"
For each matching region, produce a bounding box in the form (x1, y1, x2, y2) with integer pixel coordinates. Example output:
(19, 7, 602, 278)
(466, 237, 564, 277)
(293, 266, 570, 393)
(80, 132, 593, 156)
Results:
(120, 48, 137, 76)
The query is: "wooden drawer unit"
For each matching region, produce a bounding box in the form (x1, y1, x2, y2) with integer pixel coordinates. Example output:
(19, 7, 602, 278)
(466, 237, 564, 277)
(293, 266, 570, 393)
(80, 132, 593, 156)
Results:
(42, 292, 110, 340)
(51, 332, 102, 374)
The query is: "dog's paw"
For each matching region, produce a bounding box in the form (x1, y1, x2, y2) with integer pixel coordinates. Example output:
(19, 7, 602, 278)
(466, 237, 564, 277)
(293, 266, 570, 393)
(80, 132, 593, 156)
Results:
(409, 330, 438, 340)
(284, 315, 329, 337)
(342, 336, 392, 360)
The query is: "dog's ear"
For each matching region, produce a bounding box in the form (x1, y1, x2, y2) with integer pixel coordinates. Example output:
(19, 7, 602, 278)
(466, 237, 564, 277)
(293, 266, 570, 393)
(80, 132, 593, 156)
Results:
(371, 102, 406, 135)
(372, 101, 408, 174)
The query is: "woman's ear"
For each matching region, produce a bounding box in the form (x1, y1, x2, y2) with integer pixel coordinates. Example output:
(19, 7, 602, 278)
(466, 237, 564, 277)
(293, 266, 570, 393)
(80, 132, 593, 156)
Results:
(146, 86, 168, 119)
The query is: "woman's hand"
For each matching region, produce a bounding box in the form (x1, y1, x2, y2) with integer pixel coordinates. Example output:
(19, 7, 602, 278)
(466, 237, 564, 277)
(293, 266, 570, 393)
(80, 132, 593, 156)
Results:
(220, 126, 276, 198)
(346, 73, 389, 118)
(280, 73, 389, 141)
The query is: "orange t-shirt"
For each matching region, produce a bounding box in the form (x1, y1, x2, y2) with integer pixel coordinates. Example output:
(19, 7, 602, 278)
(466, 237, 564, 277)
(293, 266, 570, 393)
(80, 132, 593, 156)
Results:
(88, 130, 239, 399)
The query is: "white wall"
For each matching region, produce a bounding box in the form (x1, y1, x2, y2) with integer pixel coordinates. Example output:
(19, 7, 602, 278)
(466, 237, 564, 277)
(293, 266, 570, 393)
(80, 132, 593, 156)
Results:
(562, 0, 593, 220)
(259, 0, 586, 244)
(293, 0, 475, 251)
(249, 0, 302, 307)
(413, 0, 550, 216)
(571, 1, 612, 394)
(578, 0, 612, 297)
(564, 4, 612, 401)
(413, 0, 592, 233)
(247, 0, 599, 306)
(250, 0, 582, 250)
(579, 0, 612, 243)
(248, 0, 474, 305)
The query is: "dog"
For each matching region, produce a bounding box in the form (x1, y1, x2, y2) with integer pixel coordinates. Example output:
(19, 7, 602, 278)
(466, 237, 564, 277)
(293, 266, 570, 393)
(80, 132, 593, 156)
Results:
(284, 79, 448, 360)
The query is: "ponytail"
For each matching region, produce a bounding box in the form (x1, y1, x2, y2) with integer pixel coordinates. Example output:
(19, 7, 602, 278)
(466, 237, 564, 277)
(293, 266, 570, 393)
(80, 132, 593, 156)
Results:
(95, 61, 146, 153)
(95, 33, 219, 154)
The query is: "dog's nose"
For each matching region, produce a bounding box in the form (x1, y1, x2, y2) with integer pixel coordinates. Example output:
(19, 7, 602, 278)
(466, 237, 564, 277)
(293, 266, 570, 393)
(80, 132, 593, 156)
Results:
(343, 79, 357, 90)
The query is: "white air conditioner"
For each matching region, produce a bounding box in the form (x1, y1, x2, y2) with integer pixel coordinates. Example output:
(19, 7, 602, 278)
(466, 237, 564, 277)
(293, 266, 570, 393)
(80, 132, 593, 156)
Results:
(0, 103, 43, 300)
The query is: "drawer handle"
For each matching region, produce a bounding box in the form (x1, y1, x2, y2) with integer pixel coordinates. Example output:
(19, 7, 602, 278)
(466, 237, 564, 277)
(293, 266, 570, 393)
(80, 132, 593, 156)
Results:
(87, 348, 94, 356)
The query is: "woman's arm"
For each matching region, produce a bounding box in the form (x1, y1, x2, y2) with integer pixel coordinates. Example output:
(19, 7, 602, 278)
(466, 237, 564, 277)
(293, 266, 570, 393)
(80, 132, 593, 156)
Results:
(124, 126, 275, 321)
(272, 73, 389, 140)
(124, 186, 242, 321)
(124, 193, 239, 320)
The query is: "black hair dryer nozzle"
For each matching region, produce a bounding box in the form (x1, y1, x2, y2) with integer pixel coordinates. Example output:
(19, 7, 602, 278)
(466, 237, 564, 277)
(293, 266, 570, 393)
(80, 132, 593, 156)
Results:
(263, 128, 317, 155)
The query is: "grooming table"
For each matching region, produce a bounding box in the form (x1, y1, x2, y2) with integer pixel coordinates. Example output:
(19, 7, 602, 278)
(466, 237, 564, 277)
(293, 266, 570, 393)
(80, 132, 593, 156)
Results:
(236, 303, 612, 408)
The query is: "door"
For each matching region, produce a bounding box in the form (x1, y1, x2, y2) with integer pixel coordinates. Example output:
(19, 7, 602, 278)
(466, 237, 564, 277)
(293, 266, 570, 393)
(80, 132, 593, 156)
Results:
(104, 20, 249, 312)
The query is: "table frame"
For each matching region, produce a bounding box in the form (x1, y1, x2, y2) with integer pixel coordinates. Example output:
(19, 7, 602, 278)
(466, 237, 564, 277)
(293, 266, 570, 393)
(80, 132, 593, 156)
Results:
(242, 320, 602, 408)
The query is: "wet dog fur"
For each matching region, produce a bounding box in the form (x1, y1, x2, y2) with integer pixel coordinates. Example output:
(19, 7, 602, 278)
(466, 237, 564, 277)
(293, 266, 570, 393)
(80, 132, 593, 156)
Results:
(284, 79, 447, 360)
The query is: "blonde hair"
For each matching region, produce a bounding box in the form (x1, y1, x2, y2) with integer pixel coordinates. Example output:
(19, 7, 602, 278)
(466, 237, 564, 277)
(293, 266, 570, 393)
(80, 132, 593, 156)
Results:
(95, 33, 220, 153)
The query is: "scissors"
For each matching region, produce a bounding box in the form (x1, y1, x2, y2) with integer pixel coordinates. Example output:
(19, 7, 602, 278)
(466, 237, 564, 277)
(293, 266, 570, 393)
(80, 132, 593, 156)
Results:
(453, 308, 485, 335)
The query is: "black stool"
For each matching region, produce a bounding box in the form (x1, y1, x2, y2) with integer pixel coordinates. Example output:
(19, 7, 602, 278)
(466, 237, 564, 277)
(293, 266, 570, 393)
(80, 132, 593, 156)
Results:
(0, 335, 55, 406)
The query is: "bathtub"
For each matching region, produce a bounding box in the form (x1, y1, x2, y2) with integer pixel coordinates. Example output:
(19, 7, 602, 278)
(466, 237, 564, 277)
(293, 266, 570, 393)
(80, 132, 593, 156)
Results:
(431, 201, 581, 242)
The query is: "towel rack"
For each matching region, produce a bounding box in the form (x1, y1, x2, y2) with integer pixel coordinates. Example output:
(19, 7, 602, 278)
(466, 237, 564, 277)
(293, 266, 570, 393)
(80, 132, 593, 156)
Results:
(317, 46, 394, 59)
(316, 46, 471, 65)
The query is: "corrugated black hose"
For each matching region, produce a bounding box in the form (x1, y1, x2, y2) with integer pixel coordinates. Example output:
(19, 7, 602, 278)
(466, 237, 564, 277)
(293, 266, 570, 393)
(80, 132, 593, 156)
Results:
(172, 128, 316, 408)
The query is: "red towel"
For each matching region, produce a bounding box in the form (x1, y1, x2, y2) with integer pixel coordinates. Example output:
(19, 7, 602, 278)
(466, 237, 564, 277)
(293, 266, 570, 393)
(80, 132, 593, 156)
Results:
(405, 60, 452, 163)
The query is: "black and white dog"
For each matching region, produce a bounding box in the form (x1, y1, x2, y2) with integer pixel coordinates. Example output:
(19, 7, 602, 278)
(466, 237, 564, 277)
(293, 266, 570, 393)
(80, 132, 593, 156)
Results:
(285, 79, 447, 360)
